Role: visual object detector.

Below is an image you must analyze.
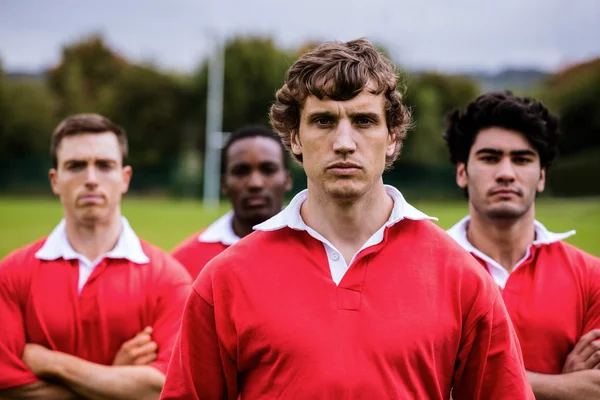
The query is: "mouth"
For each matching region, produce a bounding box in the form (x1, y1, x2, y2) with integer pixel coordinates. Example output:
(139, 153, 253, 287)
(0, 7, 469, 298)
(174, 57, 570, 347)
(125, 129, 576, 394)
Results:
(242, 196, 270, 208)
(327, 162, 362, 176)
(489, 189, 520, 198)
(78, 194, 104, 205)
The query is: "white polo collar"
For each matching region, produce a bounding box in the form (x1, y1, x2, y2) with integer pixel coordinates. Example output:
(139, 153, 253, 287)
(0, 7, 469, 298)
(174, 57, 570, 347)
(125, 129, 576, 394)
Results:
(35, 216, 150, 264)
(447, 215, 576, 288)
(198, 211, 241, 246)
(254, 185, 437, 233)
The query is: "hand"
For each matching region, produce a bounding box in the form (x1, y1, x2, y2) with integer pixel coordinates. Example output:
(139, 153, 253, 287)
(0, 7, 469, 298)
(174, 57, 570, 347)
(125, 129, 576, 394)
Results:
(22, 343, 58, 377)
(563, 329, 600, 373)
(112, 326, 158, 366)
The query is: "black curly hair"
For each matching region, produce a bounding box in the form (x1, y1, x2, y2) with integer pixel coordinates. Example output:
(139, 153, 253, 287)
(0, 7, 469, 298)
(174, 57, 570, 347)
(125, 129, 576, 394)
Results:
(443, 91, 560, 170)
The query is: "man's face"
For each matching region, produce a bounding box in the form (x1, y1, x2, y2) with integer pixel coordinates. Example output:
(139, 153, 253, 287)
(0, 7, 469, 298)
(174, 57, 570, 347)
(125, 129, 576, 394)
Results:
(457, 127, 545, 220)
(292, 88, 395, 201)
(50, 132, 131, 225)
(222, 136, 292, 227)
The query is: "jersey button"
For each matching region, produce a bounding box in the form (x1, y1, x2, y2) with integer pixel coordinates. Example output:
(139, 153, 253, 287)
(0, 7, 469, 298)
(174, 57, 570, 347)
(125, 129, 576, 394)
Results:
(330, 252, 340, 261)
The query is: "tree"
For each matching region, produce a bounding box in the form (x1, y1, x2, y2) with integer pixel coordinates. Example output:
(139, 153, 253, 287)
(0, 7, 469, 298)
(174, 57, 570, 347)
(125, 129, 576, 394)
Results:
(190, 36, 293, 149)
(48, 34, 127, 116)
(401, 72, 480, 165)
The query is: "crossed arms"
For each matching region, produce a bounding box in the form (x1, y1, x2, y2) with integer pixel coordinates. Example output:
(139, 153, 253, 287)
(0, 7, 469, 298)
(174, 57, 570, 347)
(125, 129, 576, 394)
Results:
(528, 329, 600, 400)
(0, 327, 164, 400)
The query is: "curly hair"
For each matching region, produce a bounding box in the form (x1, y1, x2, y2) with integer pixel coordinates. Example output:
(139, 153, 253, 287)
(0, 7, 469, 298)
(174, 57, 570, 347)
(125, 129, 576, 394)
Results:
(269, 38, 411, 168)
(443, 91, 559, 170)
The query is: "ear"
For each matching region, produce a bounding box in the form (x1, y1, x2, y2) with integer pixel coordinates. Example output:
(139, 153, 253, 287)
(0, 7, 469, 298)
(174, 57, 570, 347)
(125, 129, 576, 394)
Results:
(537, 168, 546, 193)
(386, 130, 397, 158)
(121, 166, 133, 195)
(456, 162, 468, 189)
(284, 170, 293, 192)
(290, 130, 302, 156)
(49, 169, 60, 196)
(221, 174, 229, 197)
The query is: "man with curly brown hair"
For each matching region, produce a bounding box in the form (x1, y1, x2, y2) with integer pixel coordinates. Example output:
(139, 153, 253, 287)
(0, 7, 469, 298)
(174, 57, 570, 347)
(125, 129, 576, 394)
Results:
(445, 91, 600, 399)
(161, 39, 534, 400)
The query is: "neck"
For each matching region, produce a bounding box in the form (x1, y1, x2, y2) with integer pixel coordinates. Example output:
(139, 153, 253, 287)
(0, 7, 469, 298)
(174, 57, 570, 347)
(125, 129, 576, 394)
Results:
(466, 206, 536, 272)
(302, 179, 393, 263)
(231, 216, 254, 238)
(64, 211, 123, 262)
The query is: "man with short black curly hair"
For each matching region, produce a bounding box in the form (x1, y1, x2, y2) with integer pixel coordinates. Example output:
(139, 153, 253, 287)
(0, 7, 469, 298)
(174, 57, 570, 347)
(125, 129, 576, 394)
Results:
(445, 91, 600, 399)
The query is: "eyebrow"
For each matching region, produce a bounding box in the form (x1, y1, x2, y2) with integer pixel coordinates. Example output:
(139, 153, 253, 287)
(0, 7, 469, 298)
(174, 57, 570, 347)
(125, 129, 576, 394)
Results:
(305, 111, 337, 121)
(63, 158, 118, 166)
(348, 111, 382, 122)
(305, 110, 382, 122)
(474, 148, 537, 157)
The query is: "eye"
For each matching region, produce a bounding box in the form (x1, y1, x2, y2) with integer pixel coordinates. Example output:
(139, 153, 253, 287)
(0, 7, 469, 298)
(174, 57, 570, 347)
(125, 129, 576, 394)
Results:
(513, 157, 532, 165)
(260, 164, 279, 175)
(67, 162, 86, 171)
(97, 161, 114, 170)
(480, 156, 498, 163)
(230, 165, 250, 177)
(314, 117, 333, 126)
(355, 117, 374, 126)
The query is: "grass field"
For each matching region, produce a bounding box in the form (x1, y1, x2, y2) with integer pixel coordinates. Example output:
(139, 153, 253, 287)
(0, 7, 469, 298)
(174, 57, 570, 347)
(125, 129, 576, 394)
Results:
(1, 196, 599, 258)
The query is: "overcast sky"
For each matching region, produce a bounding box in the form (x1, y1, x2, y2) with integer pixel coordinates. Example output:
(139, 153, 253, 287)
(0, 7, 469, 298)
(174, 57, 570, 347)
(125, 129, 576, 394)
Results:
(1, 0, 599, 74)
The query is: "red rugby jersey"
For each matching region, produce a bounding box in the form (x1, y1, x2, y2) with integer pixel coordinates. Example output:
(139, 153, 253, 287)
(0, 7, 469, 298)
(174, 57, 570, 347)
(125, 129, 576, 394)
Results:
(172, 211, 239, 279)
(162, 190, 533, 399)
(0, 234, 192, 390)
(448, 216, 600, 374)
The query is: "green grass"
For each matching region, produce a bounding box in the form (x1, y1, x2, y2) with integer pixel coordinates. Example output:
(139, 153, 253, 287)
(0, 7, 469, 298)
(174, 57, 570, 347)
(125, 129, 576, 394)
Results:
(1, 196, 599, 258)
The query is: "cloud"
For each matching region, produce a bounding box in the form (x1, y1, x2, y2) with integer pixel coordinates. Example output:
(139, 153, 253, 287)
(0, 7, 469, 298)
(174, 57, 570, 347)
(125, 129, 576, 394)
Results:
(0, 0, 598, 73)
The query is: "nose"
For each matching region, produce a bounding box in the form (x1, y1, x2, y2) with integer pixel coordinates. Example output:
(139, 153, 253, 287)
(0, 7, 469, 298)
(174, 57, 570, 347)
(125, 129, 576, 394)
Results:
(247, 170, 265, 191)
(332, 120, 357, 155)
(84, 165, 99, 188)
(495, 158, 516, 183)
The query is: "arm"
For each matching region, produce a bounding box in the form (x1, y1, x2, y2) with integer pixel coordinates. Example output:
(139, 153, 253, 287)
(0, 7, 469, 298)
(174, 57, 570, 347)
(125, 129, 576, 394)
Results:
(160, 287, 238, 400)
(0, 255, 77, 399)
(0, 381, 78, 400)
(525, 329, 600, 399)
(528, 370, 600, 400)
(452, 296, 534, 399)
(23, 344, 164, 400)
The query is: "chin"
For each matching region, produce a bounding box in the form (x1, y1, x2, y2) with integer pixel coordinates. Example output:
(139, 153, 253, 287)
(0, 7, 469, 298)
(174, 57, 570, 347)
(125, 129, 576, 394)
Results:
(76, 209, 110, 225)
(241, 211, 275, 226)
(324, 182, 365, 200)
(484, 204, 528, 220)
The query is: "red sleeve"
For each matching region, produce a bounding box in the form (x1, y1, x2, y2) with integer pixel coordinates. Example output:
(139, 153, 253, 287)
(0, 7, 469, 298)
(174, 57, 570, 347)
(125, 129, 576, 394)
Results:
(582, 251, 600, 334)
(452, 293, 534, 399)
(0, 251, 40, 390)
(147, 254, 193, 375)
(160, 282, 238, 399)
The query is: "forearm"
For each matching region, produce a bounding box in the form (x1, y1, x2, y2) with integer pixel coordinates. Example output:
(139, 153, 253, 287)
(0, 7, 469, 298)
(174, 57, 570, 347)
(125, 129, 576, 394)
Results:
(528, 370, 600, 400)
(49, 352, 165, 400)
(0, 381, 79, 400)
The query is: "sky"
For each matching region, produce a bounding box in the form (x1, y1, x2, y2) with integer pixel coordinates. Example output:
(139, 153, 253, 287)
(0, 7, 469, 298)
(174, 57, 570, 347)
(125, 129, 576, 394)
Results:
(1, 0, 599, 74)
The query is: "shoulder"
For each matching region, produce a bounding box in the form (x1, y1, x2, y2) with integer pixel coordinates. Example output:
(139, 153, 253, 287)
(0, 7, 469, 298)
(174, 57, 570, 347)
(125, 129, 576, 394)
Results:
(0, 238, 47, 273)
(171, 231, 204, 255)
(391, 219, 501, 313)
(138, 239, 193, 284)
(193, 229, 297, 298)
(538, 241, 600, 274)
(548, 241, 600, 280)
(0, 238, 48, 291)
(171, 231, 228, 259)
(391, 218, 482, 265)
